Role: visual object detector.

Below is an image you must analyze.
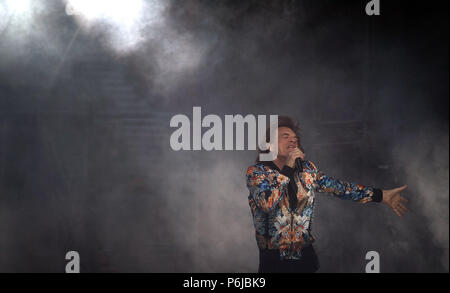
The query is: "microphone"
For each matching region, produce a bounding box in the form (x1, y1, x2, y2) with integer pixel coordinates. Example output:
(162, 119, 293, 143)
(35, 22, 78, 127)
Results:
(295, 145, 305, 172)
(295, 158, 303, 172)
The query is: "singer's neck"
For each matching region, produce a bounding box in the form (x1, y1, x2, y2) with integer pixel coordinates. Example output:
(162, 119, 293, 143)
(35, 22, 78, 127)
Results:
(273, 157, 286, 170)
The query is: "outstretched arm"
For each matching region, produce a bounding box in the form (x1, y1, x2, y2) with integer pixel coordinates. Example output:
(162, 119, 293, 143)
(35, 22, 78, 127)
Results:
(309, 161, 409, 217)
(305, 161, 381, 202)
(313, 169, 383, 203)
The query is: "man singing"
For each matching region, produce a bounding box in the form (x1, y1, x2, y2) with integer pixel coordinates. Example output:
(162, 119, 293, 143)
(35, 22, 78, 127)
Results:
(246, 116, 408, 273)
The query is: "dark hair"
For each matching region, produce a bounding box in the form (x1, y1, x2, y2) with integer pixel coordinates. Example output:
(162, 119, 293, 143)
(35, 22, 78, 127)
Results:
(255, 116, 302, 163)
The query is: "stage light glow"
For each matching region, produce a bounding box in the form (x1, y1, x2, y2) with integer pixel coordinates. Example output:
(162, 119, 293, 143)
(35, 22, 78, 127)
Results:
(0, 2, 9, 32)
(64, 0, 167, 52)
(4, 0, 32, 15)
(62, 0, 208, 86)
(65, 0, 144, 29)
(0, 0, 37, 38)
(0, 0, 31, 30)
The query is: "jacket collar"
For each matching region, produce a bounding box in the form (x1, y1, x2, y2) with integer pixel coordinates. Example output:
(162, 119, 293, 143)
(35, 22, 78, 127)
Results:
(259, 160, 280, 172)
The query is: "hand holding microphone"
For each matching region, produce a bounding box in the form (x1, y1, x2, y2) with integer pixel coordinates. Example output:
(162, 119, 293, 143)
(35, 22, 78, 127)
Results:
(286, 147, 306, 171)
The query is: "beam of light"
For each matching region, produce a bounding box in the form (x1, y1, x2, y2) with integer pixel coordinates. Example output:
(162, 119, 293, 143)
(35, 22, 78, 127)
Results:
(48, 27, 81, 88)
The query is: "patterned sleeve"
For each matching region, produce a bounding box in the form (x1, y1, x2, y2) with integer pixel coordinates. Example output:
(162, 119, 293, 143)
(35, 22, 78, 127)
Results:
(246, 165, 290, 212)
(308, 161, 383, 203)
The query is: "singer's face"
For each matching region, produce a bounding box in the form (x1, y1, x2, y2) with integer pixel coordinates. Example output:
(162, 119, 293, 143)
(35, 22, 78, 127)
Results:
(277, 127, 299, 158)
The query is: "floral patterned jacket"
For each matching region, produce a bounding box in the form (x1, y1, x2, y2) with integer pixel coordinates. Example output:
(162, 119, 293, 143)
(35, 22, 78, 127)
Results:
(246, 160, 382, 260)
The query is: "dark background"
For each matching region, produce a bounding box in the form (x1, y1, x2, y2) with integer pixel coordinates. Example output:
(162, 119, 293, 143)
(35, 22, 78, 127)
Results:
(0, 0, 448, 272)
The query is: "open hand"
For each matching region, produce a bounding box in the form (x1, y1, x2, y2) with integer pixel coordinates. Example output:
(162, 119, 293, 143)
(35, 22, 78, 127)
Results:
(382, 185, 408, 217)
